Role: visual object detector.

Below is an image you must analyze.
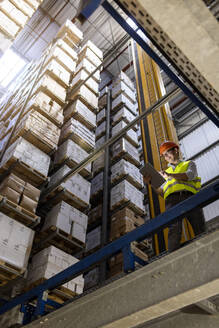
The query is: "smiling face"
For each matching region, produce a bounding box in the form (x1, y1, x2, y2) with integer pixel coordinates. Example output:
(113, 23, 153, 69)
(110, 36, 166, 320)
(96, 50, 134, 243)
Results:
(162, 147, 179, 164)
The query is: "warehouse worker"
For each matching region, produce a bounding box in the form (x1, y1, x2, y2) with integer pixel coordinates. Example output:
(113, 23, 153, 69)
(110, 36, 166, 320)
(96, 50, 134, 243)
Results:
(143, 141, 206, 251)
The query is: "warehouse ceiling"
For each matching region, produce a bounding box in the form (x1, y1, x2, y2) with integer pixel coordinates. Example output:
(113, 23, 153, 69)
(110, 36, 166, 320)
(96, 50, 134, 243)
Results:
(11, 0, 134, 81)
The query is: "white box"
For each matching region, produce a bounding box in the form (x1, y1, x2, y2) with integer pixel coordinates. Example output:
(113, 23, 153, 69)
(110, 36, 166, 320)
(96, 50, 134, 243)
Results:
(112, 80, 136, 103)
(49, 165, 91, 206)
(70, 84, 98, 111)
(114, 71, 134, 91)
(91, 172, 103, 196)
(113, 106, 136, 125)
(86, 226, 101, 252)
(41, 59, 71, 86)
(111, 180, 144, 213)
(27, 246, 84, 294)
(0, 213, 34, 270)
(112, 121, 138, 147)
(111, 159, 143, 188)
(75, 57, 100, 82)
(112, 138, 140, 164)
(112, 93, 137, 115)
(60, 118, 95, 151)
(52, 39, 78, 61)
(71, 69, 99, 95)
(96, 108, 106, 124)
(0, 11, 20, 38)
(1, 137, 50, 177)
(45, 46, 77, 73)
(80, 40, 103, 60)
(0, 1, 28, 27)
(95, 121, 106, 139)
(43, 201, 87, 243)
(56, 20, 83, 46)
(54, 139, 91, 174)
(64, 99, 96, 129)
(92, 153, 105, 173)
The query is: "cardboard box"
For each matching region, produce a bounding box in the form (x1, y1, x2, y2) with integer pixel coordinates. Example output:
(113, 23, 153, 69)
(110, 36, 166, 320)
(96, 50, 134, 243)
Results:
(49, 165, 91, 206)
(112, 121, 138, 147)
(0, 1, 28, 27)
(1, 137, 50, 177)
(84, 267, 99, 289)
(14, 110, 60, 151)
(41, 59, 71, 87)
(95, 121, 106, 139)
(33, 74, 67, 105)
(43, 201, 88, 243)
(69, 84, 98, 111)
(27, 246, 84, 294)
(45, 46, 77, 73)
(96, 108, 106, 124)
(64, 99, 96, 130)
(98, 94, 107, 109)
(78, 44, 102, 68)
(71, 69, 99, 95)
(91, 172, 103, 196)
(92, 153, 104, 173)
(0, 213, 34, 269)
(0, 30, 12, 53)
(113, 71, 134, 91)
(113, 107, 136, 125)
(85, 226, 101, 252)
(52, 39, 78, 61)
(25, 91, 64, 127)
(0, 173, 25, 194)
(111, 180, 145, 213)
(60, 117, 95, 152)
(112, 80, 136, 103)
(112, 93, 138, 115)
(112, 138, 140, 164)
(111, 159, 143, 188)
(56, 20, 83, 46)
(0, 186, 20, 204)
(89, 204, 102, 222)
(9, 0, 35, 17)
(0, 11, 20, 38)
(80, 40, 103, 60)
(54, 139, 91, 174)
(23, 182, 40, 202)
(20, 194, 38, 213)
(75, 57, 100, 82)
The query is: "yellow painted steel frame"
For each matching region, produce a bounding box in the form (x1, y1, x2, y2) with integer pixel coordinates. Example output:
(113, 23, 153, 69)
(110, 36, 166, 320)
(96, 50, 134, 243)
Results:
(132, 42, 194, 254)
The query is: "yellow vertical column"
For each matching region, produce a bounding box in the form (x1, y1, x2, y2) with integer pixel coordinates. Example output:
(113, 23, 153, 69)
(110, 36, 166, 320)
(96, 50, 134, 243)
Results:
(132, 42, 183, 253)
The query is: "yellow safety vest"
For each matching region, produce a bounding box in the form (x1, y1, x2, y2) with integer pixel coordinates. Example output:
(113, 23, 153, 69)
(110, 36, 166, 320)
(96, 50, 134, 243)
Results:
(163, 160, 201, 200)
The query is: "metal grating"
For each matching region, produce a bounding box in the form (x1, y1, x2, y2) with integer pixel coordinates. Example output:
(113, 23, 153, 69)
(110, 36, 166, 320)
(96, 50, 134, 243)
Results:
(118, 0, 219, 113)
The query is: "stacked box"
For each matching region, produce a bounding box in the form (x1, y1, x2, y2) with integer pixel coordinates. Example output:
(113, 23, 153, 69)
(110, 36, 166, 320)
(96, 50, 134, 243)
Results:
(27, 246, 84, 294)
(110, 208, 144, 241)
(90, 172, 103, 197)
(0, 173, 40, 213)
(112, 120, 138, 147)
(111, 180, 144, 213)
(0, 137, 50, 178)
(111, 159, 143, 188)
(49, 165, 91, 207)
(0, 212, 34, 271)
(0, 0, 43, 55)
(54, 139, 91, 176)
(85, 226, 101, 253)
(43, 201, 88, 244)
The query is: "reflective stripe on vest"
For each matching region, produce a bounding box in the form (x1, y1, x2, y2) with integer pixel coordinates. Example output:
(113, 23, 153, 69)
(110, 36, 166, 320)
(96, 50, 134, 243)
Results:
(163, 160, 201, 200)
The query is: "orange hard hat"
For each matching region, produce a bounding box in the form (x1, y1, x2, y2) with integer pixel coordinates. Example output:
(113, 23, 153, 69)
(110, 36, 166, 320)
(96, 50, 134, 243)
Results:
(159, 141, 179, 155)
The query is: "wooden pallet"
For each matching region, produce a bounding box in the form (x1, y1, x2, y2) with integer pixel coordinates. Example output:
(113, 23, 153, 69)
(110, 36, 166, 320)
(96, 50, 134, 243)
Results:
(10, 128, 57, 155)
(111, 199, 145, 216)
(25, 278, 77, 305)
(112, 151, 140, 168)
(54, 156, 91, 179)
(33, 226, 85, 255)
(0, 158, 48, 187)
(44, 186, 89, 212)
(111, 173, 143, 190)
(60, 131, 94, 153)
(0, 195, 40, 227)
(0, 260, 25, 286)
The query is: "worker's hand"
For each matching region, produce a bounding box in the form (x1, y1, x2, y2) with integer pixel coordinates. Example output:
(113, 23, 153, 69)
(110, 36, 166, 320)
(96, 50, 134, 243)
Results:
(159, 171, 169, 179)
(143, 173, 152, 184)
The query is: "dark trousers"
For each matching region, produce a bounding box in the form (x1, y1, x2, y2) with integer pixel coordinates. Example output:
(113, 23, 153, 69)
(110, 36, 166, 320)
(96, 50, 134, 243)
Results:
(165, 191, 206, 251)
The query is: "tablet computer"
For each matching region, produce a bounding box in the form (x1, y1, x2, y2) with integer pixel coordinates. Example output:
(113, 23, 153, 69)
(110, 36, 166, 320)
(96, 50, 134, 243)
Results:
(140, 162, 165, 188)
